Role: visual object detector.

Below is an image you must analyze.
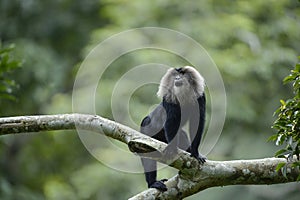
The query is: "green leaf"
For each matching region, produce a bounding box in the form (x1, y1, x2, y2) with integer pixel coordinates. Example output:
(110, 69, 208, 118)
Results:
(276, 162, 286, 172)
(267, 134, 279, 142)
(283, 74, 296, 84)
(280, 99, 286, 106)
(275, 149, 287, 157)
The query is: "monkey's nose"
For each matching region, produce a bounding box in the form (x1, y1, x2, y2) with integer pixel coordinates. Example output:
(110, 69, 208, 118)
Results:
(174, 75, 183, 86)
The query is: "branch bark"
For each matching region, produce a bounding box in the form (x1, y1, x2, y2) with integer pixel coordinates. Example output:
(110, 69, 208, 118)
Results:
(0, 114, 299, 200)
(130, 158, 299, 199)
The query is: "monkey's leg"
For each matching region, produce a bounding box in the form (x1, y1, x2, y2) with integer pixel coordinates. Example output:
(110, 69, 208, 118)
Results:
(141, 158, 168, 191)
(178, 129, 191, 153)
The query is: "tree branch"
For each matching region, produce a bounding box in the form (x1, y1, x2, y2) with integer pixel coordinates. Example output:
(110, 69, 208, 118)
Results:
(130, 157, 299, 199)
(0, 114, 299, 200)
(0, 114, 202, 172)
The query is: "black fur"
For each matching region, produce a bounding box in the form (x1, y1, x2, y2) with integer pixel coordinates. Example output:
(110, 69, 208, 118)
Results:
(140, 93, 206, 191)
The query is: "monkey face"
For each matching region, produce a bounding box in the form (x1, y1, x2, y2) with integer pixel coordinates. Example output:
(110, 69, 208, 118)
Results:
(174, 74, 184, 87)
(157, 66, 205, 104)
(173, 68, 190, 89)
(173, 69, 192, 100)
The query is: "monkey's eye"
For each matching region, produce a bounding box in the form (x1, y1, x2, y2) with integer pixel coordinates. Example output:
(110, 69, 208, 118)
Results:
(175, 75, 181, 80)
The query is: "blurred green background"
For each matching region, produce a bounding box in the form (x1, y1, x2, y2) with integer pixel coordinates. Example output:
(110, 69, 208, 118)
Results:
(1, 0, 300, 199)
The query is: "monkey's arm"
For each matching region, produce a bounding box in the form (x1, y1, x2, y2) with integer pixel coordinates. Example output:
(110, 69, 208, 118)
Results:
(190, 93, 206, 163)
(162, 99, 181, 143)
(162, 99, 182, 157)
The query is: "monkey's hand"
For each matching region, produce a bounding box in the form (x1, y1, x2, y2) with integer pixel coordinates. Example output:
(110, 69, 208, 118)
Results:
(150, 179, 168, 191)
(190, 152, 207, 164)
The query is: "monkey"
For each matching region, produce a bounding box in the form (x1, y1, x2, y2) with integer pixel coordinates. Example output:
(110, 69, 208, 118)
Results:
(140, 66, 206, 191)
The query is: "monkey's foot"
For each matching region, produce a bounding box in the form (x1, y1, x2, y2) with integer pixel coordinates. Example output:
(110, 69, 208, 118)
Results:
(150, 179, 168, 191)
(190, 153, 207, 164)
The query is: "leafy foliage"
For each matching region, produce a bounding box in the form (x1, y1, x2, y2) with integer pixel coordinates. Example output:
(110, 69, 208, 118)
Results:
(0, 44, 22, 101)
(271, 60, 300, 180)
